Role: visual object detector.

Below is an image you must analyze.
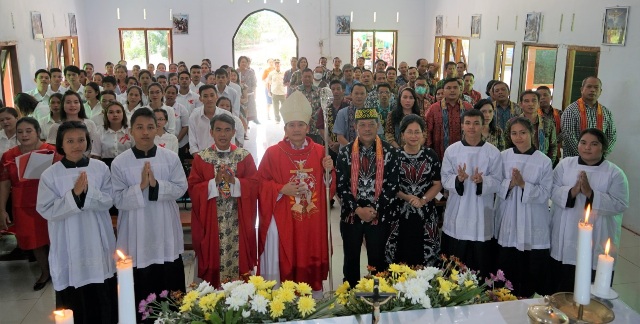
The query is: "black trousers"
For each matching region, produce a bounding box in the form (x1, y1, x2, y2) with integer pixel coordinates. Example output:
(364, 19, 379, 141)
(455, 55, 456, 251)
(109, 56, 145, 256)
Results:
(441, 233, 497, 279)
(547, 258, 615, 294)
(55, 276, 118, 324)
(134, 256, 186, 323)
(497, 246, 552, 297)
(340, 220, 389, 287)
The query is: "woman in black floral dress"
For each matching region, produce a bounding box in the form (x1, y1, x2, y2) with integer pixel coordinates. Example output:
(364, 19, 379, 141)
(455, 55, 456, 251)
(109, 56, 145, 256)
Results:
(386, 114, 443, 266)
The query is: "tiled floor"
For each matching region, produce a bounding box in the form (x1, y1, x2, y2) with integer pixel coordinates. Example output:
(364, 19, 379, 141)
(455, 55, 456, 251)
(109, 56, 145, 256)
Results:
(1, 118, 639, 323)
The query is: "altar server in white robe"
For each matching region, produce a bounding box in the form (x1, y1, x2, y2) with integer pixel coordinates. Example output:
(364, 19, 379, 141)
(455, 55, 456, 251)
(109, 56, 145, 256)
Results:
(549, 128, 629, 293)
(37, 121, 117, 324)
(441, 109, 502, 278)
(111, 108, 188, 323)
(494, 117, 553, 297)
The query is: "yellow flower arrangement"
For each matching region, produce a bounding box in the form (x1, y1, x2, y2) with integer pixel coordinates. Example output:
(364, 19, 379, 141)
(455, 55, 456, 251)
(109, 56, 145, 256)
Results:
(249, 275, 277, 290)
(273, 286, 296, 303)
(198, 292, 223, 312)
(296, 282, 313, 296)
(297, 295, 317, 317)
(281, 280, 297, 291)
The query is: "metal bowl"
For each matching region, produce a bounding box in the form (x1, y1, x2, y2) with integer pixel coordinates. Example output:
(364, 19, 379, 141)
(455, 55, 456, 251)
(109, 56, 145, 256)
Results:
(548, 292, 615, 324)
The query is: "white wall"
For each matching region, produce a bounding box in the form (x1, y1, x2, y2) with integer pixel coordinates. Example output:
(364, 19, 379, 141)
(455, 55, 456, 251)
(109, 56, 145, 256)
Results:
(0, 0, 82, 91)
(423, 0, 640, 232)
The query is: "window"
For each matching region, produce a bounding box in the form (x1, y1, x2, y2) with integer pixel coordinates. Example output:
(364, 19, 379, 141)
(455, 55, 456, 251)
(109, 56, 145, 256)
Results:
(119, 28, 173, 68)
(562, 46, 599, 108)
(44, 36, 80, 70)
(519, 44, 558, 93)
(433, 36, 469, 78)
(0, 43, 22, 107)
(351, 30, 397, 69)
(493, 41, 515, 88)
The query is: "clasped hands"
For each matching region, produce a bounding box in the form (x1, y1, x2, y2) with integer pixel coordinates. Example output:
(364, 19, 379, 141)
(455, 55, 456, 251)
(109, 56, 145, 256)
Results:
(215, 164, 236, 185)
(73, 171, 89, 196)
(140, 162, 157, 190)
(570, 171, 593, 198)
(509, 168, 526, 189)
(355, 206, 377, 222)
(457, 163, 483, 184)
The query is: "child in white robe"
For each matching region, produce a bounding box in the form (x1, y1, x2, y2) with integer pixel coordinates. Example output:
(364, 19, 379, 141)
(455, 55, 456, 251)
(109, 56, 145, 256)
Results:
(37, 121, 117, 323)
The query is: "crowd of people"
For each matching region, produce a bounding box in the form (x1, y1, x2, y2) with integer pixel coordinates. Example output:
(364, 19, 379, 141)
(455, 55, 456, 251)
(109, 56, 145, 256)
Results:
(0, 54, 629, 323)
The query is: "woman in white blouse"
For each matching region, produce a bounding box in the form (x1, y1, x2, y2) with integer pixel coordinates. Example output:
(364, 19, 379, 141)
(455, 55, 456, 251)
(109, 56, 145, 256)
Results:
(38, 93, 63, 140)
(37, 121, 117, 323)
(91, 101, 133, 168)
(146, 82, 176, 135)
(46, 91, 98, 145)
(549, 128, 629, 293)
(0, 107, 18, 158)
(83, 82, 101, 119)
(124, 85, 144, 122)
(153, 108, 179, 154)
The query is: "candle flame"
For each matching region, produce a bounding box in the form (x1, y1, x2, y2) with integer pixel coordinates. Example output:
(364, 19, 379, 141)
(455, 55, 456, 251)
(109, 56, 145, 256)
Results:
(605, 238, 611, 256)
(584, 204, 591, 223)
(53, 310, 65, 316)
(116, 249, 126, 260)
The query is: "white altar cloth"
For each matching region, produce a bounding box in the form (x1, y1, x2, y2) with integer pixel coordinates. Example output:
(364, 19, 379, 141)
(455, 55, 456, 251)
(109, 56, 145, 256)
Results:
(292, 298, 640, 323)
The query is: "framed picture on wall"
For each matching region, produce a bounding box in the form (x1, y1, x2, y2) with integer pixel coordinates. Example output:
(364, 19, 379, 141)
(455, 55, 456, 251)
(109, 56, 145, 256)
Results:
(31, 11, 44, 39)
(602, 6, 629, 46)
(524, 12, 542, 42)
(68, 13, 77, 36)
(336, 15, 350, 35)
(172, 13, 189, 35)
(435, 16, 443, 36)
(471, 15, 481, 38)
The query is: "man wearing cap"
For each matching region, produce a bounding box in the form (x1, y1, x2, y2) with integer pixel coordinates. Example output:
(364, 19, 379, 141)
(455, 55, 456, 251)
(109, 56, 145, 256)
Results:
(267, 59, 286, 123)
(257, 91, 336, 297)
(336, 107, 400, 287)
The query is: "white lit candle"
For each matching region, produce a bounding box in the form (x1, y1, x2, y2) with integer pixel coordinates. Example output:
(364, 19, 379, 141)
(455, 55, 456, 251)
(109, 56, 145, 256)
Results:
(53, 309, 74, 324)
(116, 250, 136, 324)
(593, 238, 614, 296)
(574, 205, 593, 305)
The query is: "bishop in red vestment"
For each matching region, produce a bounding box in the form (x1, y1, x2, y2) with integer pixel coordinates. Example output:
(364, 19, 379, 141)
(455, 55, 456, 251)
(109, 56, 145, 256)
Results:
(257, 91, 336, 291)
(188, 114, 258, 287)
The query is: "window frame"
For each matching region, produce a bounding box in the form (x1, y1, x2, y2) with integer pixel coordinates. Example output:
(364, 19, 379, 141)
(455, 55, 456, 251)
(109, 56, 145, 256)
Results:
(118, 28, 173, 66)
(433, 36, 470, 79)
(518, 43, 559, 93)
(351, 29, 398, 69)
(493, 41, 516, 89)
(0, 42, 22, 107)
(562, 45, 600, 109)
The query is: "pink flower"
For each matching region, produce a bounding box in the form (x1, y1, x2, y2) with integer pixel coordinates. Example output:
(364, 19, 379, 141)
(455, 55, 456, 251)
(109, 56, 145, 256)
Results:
(138, 300, 148, 314)
(160, 290, 169, 298)
(146, 293, 157, 303)
(496, 270, 506, 282)
(505, 280, 514, 291)
(142, 310, 150, 320)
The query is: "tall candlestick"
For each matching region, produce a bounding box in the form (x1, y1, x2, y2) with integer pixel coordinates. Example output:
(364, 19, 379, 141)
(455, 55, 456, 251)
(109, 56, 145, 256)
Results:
(593, 238, 614, 296)
(574, 205, 593, 305)
(53, 309, 74, 324)
(116, 250, 136, 324)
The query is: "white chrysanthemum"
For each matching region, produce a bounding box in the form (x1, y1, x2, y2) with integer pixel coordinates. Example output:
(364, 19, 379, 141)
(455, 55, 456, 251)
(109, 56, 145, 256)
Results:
(222, 280, 245, 294)
(231, 283, 256, 301)
(421, 295, 432, 309)
(195, 281, 216, 296)
(457, 271, 479, 286)
(225, 294, 246, 311)
(250, 295, 269, 314)
(416, 267, 440, 281)
(242, 310, 251, 318)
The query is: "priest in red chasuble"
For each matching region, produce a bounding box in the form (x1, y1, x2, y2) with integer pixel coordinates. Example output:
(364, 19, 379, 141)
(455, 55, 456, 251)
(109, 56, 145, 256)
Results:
(188, 113, 258, 287)
(257, 91, 336, 293)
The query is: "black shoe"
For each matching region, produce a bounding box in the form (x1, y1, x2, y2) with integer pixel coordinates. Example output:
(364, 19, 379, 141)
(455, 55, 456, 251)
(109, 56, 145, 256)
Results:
(33, 276, 51, 291)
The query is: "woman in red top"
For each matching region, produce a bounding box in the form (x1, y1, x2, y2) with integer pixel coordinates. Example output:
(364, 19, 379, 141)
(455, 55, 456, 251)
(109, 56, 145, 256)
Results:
(0, 117, 61, 290)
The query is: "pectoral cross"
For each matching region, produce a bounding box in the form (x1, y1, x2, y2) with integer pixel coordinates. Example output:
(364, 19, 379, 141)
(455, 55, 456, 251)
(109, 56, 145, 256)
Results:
(289, 161, 313, 178)
(355, 278, 396, 324)
(289, 161, 315, 218)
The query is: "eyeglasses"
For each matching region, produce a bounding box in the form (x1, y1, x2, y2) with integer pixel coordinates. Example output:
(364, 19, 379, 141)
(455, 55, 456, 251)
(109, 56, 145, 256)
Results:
(378, 91, 390, 95)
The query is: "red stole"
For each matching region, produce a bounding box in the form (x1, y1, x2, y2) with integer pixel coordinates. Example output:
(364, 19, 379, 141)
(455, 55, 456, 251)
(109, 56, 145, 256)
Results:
(187, 145, 258, 287)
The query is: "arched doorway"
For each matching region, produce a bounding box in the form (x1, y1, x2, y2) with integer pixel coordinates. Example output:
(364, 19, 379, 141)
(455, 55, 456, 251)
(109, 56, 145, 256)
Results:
(232, 10, 298, 72)
(233, 9, 297, 130)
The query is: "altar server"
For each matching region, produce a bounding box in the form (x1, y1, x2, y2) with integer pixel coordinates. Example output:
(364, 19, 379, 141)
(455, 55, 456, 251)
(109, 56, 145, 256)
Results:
(440, 109, 503, 278)
(111, 108, 188, 322)
(549, 128, 629, 292)
(494, 117, 553, 297)
(37, 121, 117, 323)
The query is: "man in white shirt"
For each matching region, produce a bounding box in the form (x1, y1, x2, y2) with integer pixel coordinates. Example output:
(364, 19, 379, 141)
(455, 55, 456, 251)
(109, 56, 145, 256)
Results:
(64, 65, 85, 101)
(214, 69, 241, 117)
(177, 71, 201, 113)
(48, 68, 67, 95)
(83, 63, 95, 81)
(267, 59, 286, 123)
(188, 85, 242, 155)
(189, 65, 205, 94)
(27, 69, 51, 104)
